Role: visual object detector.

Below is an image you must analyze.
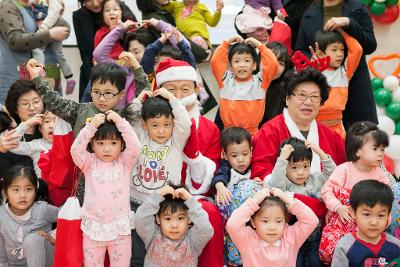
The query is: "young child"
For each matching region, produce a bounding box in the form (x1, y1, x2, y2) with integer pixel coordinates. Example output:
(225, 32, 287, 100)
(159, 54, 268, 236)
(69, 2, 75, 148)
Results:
(332, 180, 400, 267)
(30, 0, 76, 94)
(26, 58, 149, 136)
(10, 112, 56, 178)
(0, 165, 58, 267)
(265, 137, 336, 267)
(319, 121, 392, 264)
(161, 0, 224, 51)
(135, 183, 214, 266)
(312, 29, 363, 138)
(226, 187, 319, 267)
(211, 35, 278, 135)
(70, 110, 140, 266)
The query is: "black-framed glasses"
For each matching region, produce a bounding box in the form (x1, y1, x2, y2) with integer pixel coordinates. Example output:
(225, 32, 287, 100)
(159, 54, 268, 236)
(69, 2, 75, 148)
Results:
(291, 92, 321, 104)
(90, 91, 120, 100)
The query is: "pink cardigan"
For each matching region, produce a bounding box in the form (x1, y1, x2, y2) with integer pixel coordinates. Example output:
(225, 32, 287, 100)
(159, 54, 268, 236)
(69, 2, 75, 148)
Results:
(226, 198, 319, 267)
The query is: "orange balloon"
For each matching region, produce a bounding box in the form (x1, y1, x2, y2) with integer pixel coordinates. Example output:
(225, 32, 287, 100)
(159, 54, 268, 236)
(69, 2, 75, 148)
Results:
(368, 53, 400, 79)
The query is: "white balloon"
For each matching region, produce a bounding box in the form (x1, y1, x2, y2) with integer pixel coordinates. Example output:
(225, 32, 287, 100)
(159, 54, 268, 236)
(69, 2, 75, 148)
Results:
(395, 159, 400, 177)
(392, 88, 400, 102)
(385, 135, 400, 160)
(376, 105, 386, 116)
(378, 115, 395, 136)
(383, 76, 399, 92)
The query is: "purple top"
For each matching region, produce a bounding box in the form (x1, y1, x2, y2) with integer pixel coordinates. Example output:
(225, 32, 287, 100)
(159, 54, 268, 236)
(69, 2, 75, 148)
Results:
(245, 0, 283, 11)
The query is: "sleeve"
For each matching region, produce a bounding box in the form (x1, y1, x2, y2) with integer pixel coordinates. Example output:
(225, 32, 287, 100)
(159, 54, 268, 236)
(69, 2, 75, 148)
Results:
(259, 44, 279, 90)
(170, 99, 191, 149)
(198, 4, 221, 27)
(132, 66, 150, 98)
(341, 31, 363, 81)
(93, 23, 125, 64)
(320, 164, 347, 212)
(184, 154, 216, 195)
(321, 156, 337, 177)
(271, 0, 284, 12)
(331, 238, 350, 267)
(156, 20, 191, 49)
(0, 230, 8, 266)
(266, 158, 291, 190)
(13, 122, 29, 136)
(177, 40, 196, 68)
(10, 140, 39, 156)
(210, 41, 230, 88)
(115, 118, 140, 169)
(211, 160, 231, 189)
(123, 99, 145, 140)
(44, 203, 59, 223)
(161, 1, 179, 14)
(32, 77, 79, 126)
(286, 199, 319, 249)
(70, 123, 97, 170)
(40, 0, 63, 30)
(140, 39, 163, 75)
(342, 8, 376, 55)
(134, 192, 164, 248)
(186, 197, 214, 256)
(226, 198, 259, 252)
(0, 1, 52, 51)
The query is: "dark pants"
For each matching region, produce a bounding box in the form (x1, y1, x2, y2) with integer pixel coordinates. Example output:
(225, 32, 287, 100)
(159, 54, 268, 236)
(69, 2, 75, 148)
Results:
(296, 240, 323, 267)
(130, 201, 146, 267)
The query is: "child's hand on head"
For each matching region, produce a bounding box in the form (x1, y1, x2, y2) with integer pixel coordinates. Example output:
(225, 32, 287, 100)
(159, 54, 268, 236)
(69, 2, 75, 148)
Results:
(216, 0, 224, 11)
(26, 59, 44, 80)
(279, 144, 294, 160)
(118, 51, 140, 69)
(270, 187, 294, 205)
(142, 18, 159, 28)
(137, 90, 152, 103)
(24, 113, 43, 128)
(215, 182, 231, 205)
(153, 88, 176, 101)
(305, 140, 329, 160)
(253, 188, 270, 205)
(226, 35, 243, 44)
(122, 19, 137, 30)
(105, 110, 122, 123)
(157, 184, 175, 197)
(336, 205, 354, 223)
(90, 113, 106, 128)
(171, 28, 182, 43)
(245, 37, 262, 48)
(159, 31, 173, 44)
(174, 188, 192, 201)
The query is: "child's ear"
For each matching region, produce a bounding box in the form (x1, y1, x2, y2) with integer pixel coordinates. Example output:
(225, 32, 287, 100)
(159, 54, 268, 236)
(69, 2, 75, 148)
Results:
(222, 151, 228, 160)
(156, 215, 161, 225)
(118, 90, 125, 99)
(250, 218, 256, 229)
(349, 207, 356, 220)
(252, 61, 257, 71)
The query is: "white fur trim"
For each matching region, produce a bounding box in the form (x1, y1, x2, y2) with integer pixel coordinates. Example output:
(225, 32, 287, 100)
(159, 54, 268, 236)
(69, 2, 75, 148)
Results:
(184, 153, 216, 195)
(53, 117, 72, 135)
(156, 66, 197, 86)
(58, 197, 82, 220)
(180, 93, 198, 107)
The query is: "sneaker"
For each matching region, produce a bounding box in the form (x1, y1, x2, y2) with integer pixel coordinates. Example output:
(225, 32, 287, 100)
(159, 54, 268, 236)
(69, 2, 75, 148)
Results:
(198, 83, 209, 106)
(65, 79, 76, 95)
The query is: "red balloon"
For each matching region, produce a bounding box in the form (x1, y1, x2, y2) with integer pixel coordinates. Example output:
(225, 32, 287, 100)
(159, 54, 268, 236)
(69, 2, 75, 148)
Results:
(384, 155, 395, 174)
(372, 5, 400, 24)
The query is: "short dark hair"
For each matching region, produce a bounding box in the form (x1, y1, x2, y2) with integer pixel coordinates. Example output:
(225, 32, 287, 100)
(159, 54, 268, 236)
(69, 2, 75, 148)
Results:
(284, 67, 330, 106)
(228, 43, 258, 64)
(279, 137, 312, 163)
(350, 180, 394, 213)
(87, 120, 126, 153)
(314, 30, 345, 53)
(141, 96, 173, 121)
(220, 127, 251, 152)
(5, 80, 40, 124)
(266, 42, 291, 70)
(90, 63, 127, 93)
(345, 121, 389, 161)
(159, 45, 183, 61)
(254, 196, 290, 222)
(123, 29, 158, 51)
(158, 183, 189, 216)
(0, 111, 12, 133)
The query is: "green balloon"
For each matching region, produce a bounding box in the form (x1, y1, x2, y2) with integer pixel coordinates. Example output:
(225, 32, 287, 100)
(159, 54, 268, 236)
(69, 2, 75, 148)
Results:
(360, 0, 373, 5)
(371, 78, 384, 90)
(370, 2, 387, 15)
(386, 0, 399, 6)
(374, 88, 393, 107)
(395, 121, 400, 135)
(386, 101, 400, 121)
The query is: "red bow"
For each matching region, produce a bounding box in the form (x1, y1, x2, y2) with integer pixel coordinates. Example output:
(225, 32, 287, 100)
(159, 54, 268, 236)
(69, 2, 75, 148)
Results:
(291, 51, 330, 72)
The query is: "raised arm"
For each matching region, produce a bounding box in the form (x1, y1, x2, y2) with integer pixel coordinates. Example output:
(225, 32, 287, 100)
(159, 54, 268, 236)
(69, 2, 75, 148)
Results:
(259, 44, 279, 90)
(341, 31, 363, 80)
(198, 3, 221, 27)
(140, 39, 164, 74)
(210, 41, 230, 88)
(93, 23, 126, 64)
(266, 158, 291, 189)
(123, 95, 147, 141)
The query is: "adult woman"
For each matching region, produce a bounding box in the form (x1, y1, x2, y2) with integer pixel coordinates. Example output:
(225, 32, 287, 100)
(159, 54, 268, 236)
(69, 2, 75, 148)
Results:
(252, 68, 346, 180)
(0, 0, 69, 104)
(0, 80, 44, 178)
(295, 0, 378, 128)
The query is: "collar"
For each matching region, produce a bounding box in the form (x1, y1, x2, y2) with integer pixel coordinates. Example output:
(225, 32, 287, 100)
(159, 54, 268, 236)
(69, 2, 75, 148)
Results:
(261, 239, 282, 247)
(5, 203, 32, 221)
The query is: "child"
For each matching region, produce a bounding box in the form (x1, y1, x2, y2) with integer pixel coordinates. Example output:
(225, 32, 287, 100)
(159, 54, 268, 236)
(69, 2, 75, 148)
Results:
(319, 121, 392, 264)
(312, 29, 363, 138)
(211, 36, 278, 135)
(70, 110, 140, 266)
(135, 183, 214, 266)
(10, 112, 56, 178)
(26, 58, 149, 136)
(226, 187, 319, 267)
(0, 165, 58, 267)
(30, 0, 76, 94)
(265, 137, 336, 267)
(161, 0, 224, 51)
(332, 180, 400, 267)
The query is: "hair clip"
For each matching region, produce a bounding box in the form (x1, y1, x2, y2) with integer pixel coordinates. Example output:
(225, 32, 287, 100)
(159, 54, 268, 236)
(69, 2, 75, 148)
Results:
(291, 51, 330, 72)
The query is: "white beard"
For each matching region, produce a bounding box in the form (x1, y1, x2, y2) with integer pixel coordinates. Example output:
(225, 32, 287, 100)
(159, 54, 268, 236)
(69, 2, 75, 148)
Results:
(179, 93, 198, 106)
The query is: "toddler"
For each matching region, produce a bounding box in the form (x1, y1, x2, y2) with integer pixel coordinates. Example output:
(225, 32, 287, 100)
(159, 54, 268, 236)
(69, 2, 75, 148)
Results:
(70, 110, 140, 266)
(319, 121, 392, 264)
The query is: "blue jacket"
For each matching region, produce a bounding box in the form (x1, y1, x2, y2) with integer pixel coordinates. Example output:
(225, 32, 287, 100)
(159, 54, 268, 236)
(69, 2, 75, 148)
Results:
(295, 0, 378, 127)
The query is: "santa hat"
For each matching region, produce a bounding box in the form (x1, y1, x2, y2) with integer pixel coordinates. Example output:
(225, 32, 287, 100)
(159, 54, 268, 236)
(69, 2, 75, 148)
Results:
(155, 58, 197, 88)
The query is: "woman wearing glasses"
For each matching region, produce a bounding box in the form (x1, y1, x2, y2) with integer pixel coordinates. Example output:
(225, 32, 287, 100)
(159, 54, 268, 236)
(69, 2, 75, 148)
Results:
(251, 67, 346, 181)
(0, 80, 44, 178)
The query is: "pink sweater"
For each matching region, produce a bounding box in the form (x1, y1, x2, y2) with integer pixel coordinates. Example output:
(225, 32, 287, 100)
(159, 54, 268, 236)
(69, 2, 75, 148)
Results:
(226, 198, 319, 267)
(321, 162, 391, 212)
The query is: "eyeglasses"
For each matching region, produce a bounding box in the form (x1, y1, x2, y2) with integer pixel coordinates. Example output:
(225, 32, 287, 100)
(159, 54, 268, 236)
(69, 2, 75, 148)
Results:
(103, 8, 121, 14)
(291, 92, 321, 104)
(91, 91, 120, 100)
(17, 100, 42, 109)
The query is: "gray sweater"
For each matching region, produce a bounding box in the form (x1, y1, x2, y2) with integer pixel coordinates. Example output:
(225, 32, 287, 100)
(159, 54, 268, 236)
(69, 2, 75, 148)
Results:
(135, 193, 214, 267)
(0, 201, 58, 266)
